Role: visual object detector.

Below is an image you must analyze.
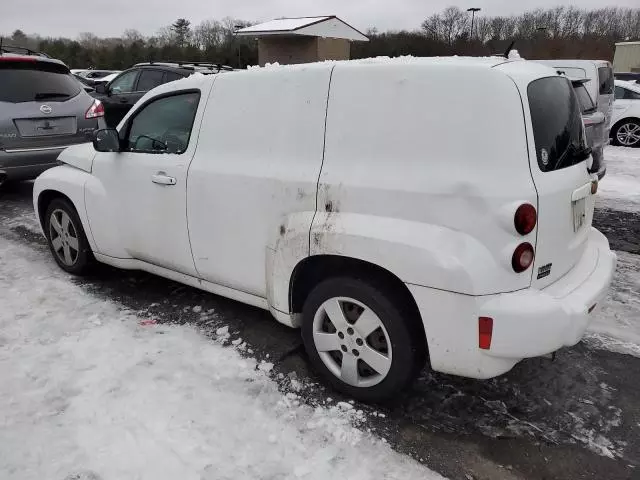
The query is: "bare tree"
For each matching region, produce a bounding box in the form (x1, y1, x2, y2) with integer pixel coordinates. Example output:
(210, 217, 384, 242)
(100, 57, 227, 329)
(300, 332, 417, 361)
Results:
(122, 29, 144, 46)
(77, 32, 100, 49)
(422, 7, 468, 45)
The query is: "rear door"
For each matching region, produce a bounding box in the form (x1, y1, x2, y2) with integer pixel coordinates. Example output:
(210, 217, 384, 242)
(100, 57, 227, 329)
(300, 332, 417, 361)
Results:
(526, 76, 594, 289)
(0, 59, 95, 156)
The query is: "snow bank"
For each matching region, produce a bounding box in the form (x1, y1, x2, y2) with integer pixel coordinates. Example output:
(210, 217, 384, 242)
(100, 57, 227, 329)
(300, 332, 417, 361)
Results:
(0, 237, 444, 480)
(597, 146, 640, 212)
(586, 250, 640, 358)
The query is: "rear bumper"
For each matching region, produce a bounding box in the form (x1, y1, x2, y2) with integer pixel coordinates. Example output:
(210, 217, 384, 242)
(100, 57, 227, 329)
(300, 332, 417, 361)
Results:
(480, 228, 616, 358)
(0, 148, 63, 181)
(408, 228, 616, 379)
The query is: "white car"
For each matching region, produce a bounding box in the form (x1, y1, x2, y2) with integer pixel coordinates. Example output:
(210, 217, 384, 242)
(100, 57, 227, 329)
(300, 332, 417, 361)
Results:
(611, 79, 640, 147)
(33, 58, 616, 402)
(91, 72, 119, 85)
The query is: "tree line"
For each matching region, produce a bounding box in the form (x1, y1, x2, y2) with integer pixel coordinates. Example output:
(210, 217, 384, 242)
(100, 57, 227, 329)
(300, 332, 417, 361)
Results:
(3, 6, 639, 70)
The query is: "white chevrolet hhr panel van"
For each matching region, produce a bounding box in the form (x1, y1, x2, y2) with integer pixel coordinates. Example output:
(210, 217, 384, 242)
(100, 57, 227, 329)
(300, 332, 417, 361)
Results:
(33, 57, 616, 402)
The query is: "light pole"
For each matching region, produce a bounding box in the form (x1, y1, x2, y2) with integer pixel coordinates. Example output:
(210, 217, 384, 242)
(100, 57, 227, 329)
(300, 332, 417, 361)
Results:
(234, 24, 244, 68)
(467, 8, 481, 40)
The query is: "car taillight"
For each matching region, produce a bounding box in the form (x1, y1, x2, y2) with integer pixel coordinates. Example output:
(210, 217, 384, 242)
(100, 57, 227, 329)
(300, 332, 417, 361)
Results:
(514, 203, 537, 235)
(85, 99, 104, 119)
(0, 56, 37, 62)
(512, 242, 534, 273)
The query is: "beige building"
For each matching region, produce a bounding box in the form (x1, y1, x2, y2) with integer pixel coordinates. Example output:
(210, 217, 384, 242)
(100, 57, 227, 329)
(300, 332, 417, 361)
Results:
(613, 41, 640, 73)
(236, 16, 369, 67)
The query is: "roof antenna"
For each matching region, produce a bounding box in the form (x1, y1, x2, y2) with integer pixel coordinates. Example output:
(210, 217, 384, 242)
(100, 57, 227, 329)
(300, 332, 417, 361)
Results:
(504, 40, 515, 59)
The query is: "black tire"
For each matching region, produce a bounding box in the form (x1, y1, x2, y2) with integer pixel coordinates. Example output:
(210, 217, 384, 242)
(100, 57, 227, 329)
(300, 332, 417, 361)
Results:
(301, 277, 427, 403)
(611, 119, 640, 148)
(44, 197, 94, 275)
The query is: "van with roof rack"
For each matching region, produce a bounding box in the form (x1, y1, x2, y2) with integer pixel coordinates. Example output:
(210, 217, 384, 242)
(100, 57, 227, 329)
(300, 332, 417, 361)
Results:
(91, 61, 234, 127)
(33, 57, 616, 402)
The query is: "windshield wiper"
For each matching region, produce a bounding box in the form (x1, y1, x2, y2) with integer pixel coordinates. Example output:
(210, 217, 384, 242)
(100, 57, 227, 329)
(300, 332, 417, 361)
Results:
(34, 92, 71, 100)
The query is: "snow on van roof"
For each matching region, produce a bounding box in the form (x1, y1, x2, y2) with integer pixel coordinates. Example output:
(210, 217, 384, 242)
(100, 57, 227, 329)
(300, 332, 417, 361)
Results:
(247, 55, 512, 72)
(160, 56, 545, 92)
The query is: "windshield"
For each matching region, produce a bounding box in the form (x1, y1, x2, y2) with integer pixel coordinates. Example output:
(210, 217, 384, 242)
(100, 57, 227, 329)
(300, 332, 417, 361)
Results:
(0, 63, 81, 103)
(528, 76, 587, 172)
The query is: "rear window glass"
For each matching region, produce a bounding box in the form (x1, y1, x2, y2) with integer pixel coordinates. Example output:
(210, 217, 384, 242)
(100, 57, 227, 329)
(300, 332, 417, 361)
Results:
(137, 70, 165, 91)
(598, 67, 614, 95)
(164, 72, 184, 83)
(528, 77, 586, 172)
(574, 84, 595, 113)
(0, 62, 80, 103)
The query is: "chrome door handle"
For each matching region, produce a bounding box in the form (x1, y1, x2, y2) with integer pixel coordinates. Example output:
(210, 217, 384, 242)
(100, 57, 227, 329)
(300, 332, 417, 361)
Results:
(151, 173, 176, 185)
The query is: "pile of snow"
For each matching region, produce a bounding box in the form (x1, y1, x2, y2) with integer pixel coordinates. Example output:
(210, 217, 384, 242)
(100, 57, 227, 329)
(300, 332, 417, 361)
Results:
(597, 146, 640, 212)
(0, 237, 444, 480)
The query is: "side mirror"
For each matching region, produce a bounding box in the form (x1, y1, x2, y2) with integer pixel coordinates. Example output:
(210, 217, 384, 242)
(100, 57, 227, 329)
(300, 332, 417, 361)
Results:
(94, 83, 108, 95)
(93, 129, 121, 152)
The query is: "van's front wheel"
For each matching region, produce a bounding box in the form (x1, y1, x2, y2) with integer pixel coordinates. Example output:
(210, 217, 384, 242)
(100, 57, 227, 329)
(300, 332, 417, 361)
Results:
(301, 277, 425, 403)
(44, 198, 93, 275)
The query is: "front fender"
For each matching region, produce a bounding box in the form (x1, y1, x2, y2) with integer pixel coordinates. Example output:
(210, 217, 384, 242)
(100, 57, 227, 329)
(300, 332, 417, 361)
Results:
(309, 212, 508, 296)
(33, 165, 97, 251)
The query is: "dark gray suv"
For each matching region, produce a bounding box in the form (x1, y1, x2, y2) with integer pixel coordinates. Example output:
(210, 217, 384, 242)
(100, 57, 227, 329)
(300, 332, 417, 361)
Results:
(0, 47, 106, 185)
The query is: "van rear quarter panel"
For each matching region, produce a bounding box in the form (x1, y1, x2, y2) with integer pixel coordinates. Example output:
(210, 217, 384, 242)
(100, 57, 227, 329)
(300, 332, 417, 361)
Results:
(187, 65, 333, 300)
(313, 63, 538, 296)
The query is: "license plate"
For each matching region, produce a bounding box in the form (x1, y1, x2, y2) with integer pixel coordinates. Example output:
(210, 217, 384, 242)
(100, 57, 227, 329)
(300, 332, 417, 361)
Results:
(14, 117, 76, 137)
(572, 198, 586, 232)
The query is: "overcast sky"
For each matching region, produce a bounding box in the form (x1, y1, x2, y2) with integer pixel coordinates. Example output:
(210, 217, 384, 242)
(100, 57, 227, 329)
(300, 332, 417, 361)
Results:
(2, 0, 637, 38)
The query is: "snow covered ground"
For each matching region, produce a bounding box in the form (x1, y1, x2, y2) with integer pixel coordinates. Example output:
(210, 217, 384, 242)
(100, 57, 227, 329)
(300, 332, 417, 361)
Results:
(597, 146, 640, 212)
(0, 236, 443, 480)
(587, 250, 640, 358)
(585, 146, 640, 357)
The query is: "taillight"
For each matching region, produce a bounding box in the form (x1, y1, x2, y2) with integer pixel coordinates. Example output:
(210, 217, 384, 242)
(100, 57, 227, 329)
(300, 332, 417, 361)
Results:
(514, 203, 537, 235)
(479, 317, 493, 350)
(0, 56, 37, 62)
(85, 99, 104, 119)
(512, 242, 534, 273)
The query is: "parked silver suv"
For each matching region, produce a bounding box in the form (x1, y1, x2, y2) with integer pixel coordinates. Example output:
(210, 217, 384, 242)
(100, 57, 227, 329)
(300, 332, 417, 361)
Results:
(0, 46, 106, 185)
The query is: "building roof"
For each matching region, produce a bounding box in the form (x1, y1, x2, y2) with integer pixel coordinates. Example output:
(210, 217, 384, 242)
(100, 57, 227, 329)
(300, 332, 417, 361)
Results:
(615, 41, 640, 46)
(236, 16, 369, 42)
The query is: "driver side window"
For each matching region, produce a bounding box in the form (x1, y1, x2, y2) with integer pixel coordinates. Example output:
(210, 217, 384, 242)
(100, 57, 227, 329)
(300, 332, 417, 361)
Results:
(110, 70, 139, 94)
(125, 92, 200, 155)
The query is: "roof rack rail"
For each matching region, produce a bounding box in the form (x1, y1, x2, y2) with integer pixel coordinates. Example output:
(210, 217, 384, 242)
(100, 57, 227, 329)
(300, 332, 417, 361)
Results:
(0, 38, 50, 58)
(136, 60, 234, 72)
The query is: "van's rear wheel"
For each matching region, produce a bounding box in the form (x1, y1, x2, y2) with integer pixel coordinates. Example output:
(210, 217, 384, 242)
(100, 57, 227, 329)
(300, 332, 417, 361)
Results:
(612, 119, 640, 147)
(44, 198, 93, 275)
(301, 277, 425, 403)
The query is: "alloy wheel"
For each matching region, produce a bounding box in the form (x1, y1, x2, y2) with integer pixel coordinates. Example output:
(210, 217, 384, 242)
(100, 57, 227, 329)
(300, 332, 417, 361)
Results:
(617, 122, 640, 146)
(49, 209, 80, 266)
(312, 297, 392, 388)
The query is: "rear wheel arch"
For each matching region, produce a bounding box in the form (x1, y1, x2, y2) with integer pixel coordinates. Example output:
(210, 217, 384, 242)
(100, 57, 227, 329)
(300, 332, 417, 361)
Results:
(289, 255, 427, 342)
(611, 116, 640, 130)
